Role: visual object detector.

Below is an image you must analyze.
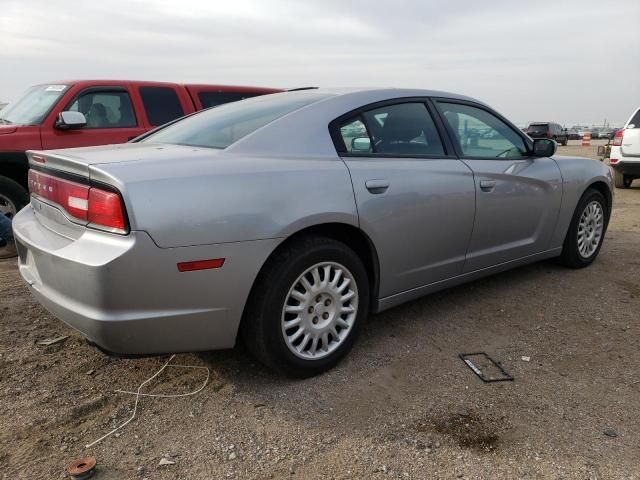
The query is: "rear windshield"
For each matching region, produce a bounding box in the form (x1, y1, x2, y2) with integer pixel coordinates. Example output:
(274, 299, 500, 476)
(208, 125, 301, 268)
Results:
(143, 92, 330, 149)
(0, 84, 68, 126)
(527, 124, 548, 134)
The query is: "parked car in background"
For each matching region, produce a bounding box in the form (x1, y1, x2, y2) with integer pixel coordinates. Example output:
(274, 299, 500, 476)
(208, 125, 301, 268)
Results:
(598, 128, 616, 140)
(567, 128, 581, 140)
(526, 122, 568, 145)
(13, 88, 613, 377)
(610, 107, 640, 188)
(578, 127, 593, 138)
(0, 80, 283, 219)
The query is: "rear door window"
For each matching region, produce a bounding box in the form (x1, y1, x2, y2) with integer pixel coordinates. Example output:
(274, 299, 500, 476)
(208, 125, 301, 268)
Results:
(338, 102, 445, 156)
(198, 91, 262, 108)
(629, 109, 640, 128)
(139, 86, 185, 126)
(67, 91, 137, 128)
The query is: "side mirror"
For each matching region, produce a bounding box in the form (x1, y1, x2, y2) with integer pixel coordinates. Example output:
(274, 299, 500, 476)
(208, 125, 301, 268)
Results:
(351, 136, 372, 153)
(532, 138, 557, 157)
(55, 111, 87, 130)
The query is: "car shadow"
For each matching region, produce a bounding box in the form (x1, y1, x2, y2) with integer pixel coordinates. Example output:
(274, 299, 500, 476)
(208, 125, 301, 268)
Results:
(193, 258, 569, 389)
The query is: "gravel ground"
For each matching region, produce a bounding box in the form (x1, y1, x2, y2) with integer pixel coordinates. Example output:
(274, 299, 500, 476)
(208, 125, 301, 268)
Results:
(1, 141, 639, 479)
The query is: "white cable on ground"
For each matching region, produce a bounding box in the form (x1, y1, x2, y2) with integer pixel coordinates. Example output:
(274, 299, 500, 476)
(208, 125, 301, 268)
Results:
(85, 354, 210, 448)
(115, 364, 210, 398)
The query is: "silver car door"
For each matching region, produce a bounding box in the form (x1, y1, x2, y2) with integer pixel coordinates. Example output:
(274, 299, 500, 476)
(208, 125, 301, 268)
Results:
(333, 101, 476, 298)
(436, 100, 563, 272)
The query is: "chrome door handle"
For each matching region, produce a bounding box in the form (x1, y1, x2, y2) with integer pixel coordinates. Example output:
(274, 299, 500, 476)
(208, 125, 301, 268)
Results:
(479, 180, 497, 191)
(365, 179, 390, 194)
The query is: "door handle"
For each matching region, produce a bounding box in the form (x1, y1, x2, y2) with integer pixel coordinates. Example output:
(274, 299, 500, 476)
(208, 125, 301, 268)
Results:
(365, 179, 390, 194)
(479, 180, 497, 192)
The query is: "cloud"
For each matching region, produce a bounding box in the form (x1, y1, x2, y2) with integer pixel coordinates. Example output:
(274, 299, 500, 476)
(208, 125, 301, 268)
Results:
(1, 0, 638, 124)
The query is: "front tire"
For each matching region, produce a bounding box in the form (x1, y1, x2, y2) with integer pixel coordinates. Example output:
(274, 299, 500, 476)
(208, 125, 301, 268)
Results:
(558, 188, 608, 268)
(242, 236, 370, 378)
(0, 176, 29, 219)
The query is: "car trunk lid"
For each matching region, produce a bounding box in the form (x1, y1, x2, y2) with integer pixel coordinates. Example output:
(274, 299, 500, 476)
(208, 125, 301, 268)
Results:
(26, 143, 225, 236)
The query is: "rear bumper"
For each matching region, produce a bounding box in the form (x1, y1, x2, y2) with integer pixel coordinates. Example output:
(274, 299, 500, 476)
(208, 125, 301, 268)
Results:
(13, 205, 278, 354)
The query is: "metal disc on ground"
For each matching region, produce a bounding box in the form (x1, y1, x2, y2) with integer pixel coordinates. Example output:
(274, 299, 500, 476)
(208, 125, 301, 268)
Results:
(66, 456, 97, 479)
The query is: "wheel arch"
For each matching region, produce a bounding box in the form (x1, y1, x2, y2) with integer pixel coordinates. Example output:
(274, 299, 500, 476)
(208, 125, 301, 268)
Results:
(239, 222, 381, 338)
(586, 180, 613, 223)
(0, 151, 29, 187)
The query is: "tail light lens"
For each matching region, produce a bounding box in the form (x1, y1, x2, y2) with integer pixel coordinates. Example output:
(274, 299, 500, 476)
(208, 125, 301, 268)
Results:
(28, 169, 127, 233)
(88, 188, 126, 231)
(546, 129, 552, 138)
(612, 129, 624, 146)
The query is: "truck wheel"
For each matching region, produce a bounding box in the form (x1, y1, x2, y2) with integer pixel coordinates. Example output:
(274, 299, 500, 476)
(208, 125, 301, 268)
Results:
(613, 170, 629, 189)
(242, 236, 369, 378)
(0, 176, 29, 219)
(562, 138, 568, 146)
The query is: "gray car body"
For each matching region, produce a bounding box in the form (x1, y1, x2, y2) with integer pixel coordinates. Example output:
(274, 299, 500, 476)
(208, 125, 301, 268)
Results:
(12, 88, 613, 354)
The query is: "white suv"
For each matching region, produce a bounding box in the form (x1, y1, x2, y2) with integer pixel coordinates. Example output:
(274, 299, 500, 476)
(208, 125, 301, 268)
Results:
(610, 107, 640, 188)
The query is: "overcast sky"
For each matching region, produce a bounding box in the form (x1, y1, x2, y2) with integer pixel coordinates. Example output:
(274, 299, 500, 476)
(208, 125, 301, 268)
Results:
(1, 0, 638, 126)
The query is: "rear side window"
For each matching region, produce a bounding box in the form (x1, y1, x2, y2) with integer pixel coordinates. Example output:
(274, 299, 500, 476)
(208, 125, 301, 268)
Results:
(67, 91, 137, 128)
(139, 87, 184, 126)
(338, 102, 445, 156)
(144, 92, 329, 149)
(629, 109, 640, 128)
(527, 124, 548, 134)
(199, 91, 262, 108)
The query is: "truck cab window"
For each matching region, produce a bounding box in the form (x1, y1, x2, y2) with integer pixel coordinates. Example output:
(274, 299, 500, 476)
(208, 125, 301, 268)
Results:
(139, 87, 185, 126)
(68, 91, 137, 129)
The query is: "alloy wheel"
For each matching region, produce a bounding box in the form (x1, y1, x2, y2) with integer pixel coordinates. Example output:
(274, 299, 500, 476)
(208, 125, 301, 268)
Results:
(281, 262, 358, 360)
(577, 200, 604, 258)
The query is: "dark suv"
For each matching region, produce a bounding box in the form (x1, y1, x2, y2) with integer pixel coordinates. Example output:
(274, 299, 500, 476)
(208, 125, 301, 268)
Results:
(526, 122, 568, 146)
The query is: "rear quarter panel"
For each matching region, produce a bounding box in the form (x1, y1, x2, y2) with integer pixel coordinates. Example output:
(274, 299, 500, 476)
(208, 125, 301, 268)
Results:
(91, 153, 358, 248)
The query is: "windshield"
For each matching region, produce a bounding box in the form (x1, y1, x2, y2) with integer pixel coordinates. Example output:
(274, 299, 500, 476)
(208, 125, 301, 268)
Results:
(143, 92, 331, 149)
(0, 84, 69, 126)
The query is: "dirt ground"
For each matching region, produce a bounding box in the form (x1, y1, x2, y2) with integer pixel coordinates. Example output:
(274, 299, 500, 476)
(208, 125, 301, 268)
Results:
(1, 140, 639, 479)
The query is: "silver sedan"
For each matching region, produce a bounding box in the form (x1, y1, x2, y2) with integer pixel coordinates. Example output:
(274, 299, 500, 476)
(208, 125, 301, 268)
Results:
(13, 88, 613, 377)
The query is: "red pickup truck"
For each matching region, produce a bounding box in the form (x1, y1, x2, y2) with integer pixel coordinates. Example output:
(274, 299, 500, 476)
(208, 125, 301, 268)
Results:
(0, 80, 282, 218)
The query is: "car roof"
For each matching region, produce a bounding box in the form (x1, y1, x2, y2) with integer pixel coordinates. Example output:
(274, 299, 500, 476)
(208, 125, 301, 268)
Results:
(225, 87, 495, 157)
(313, 87, 483, 103)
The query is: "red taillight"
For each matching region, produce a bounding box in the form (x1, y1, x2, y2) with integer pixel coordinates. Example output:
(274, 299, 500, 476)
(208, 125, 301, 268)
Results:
(88, 188, 126, 231)
(28, 169, 89, 221)
(546, 130, 552, 138)
(612, 129, 624, 146)
(609, 158, 619, 165)
(28, 169, 127, 233)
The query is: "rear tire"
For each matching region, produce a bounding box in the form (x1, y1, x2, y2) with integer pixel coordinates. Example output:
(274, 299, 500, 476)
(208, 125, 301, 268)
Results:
(613, 170, 630, 189)
(242, 236, 370, 378)
(0, 176, 29, 219)
(558, 188, 608, 268)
